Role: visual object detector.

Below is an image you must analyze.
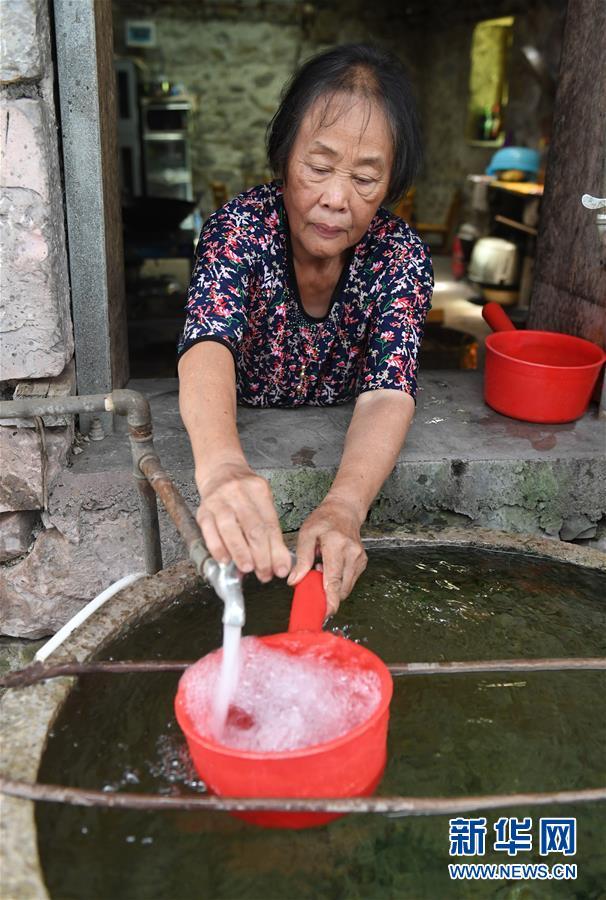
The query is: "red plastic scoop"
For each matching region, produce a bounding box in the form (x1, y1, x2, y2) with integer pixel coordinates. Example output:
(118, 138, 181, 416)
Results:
(482, 303, 605, 423)
(174, 570, 393, 828)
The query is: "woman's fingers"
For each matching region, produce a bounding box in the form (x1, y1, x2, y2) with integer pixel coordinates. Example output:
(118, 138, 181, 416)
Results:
(199, 471, 291, 581)
(287, 527, 318, 585)
(320, 535, 367, 616)
(213, 508, 256, 573)
(319, 535, 346, 615)
(196, 509, 231, 566)
(288, 499, 367, 612)
(246, 478, 292, 579)
(268, 521, 293, 579)
(231, 502, 271, 582)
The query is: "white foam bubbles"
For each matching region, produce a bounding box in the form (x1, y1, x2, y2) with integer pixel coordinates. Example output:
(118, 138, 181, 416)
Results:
(181, 636, 382, 752)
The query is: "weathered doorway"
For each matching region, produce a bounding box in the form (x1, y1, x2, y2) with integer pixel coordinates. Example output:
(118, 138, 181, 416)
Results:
(51, 0, 605, 411)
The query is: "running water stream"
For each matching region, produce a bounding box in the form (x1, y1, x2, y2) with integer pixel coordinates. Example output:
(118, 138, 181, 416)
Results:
(211, 622, 242, 738)
(205, 559, 246, 739)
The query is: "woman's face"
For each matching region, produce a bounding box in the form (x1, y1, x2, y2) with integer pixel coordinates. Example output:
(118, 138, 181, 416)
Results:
(282, 93, 393, 264)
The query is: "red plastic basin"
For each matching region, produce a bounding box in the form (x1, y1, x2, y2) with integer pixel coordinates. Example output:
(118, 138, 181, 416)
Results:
(482, 303, 606, 423)
(174, 570, 393, 828)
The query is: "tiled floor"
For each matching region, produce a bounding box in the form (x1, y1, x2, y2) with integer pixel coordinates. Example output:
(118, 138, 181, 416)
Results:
(429, 254, 492, 347)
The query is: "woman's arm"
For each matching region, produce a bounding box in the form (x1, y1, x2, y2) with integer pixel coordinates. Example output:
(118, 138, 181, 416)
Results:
(288, 388, 415, 613)
(324, 388, 415, 522)
(178, 341, 292, 582)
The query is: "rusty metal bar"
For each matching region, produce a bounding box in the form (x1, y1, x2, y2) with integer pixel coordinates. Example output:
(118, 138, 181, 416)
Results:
(1, 776, 604, 817)
(104, 390, 211, 578)
(109, 392, 243, 618)
(494, 214, 538, 236)
(106, 389, 164, 574)
(134, 477, 163, 574)
(2, 657, 605, 691)
(388, 658, 606, 676)
(138, 454, 210, 576)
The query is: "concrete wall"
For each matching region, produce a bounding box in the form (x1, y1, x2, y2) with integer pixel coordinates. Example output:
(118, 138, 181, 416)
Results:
(0, 0, 73, 379)
(0, 0, 75, 568)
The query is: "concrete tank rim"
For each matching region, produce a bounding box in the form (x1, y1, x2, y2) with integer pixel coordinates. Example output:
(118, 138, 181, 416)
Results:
(1, 526, 605, 899)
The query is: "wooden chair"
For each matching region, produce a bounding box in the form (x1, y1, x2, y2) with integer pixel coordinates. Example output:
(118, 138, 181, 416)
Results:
(392, 187, 416, 224)
(415, 189, 463, 254)
(209, 180, 229, 210)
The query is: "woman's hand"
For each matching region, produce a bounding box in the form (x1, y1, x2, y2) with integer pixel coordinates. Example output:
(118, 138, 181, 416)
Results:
(287, 497, 368, 616)
(196, 460, 292, 583)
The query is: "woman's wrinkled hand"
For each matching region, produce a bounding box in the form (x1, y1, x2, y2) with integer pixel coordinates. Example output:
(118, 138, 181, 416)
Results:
(287, 497, 368, 616)
(195, 461, 292, 583)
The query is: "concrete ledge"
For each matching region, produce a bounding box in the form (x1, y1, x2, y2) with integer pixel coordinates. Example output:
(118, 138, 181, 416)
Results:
(60, 370, 606, 543)
(1, 372, 605, 636)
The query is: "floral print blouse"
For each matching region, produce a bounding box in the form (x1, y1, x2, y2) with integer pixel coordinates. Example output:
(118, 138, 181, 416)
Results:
(178, 181, 433, 407)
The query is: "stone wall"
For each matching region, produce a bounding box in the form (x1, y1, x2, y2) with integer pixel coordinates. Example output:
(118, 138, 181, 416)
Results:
(110, 0, 565, 223)
(0, 0, 74, 567)
(110, 0, 419, 213)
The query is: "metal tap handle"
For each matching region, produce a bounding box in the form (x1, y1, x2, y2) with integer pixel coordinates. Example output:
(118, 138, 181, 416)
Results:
(581, 194, 606, 210)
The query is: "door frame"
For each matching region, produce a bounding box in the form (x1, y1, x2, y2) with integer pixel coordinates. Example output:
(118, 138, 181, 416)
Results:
(53, 0, 128, 430)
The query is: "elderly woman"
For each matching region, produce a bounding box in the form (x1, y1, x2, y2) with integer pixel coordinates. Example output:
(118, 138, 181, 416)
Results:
(178, 43, 433, 615)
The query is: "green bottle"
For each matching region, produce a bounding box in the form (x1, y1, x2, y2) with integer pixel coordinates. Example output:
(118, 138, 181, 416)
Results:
(483, 105, 493, 141)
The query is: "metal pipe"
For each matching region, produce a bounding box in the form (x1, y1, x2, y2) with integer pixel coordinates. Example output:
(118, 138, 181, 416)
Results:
(139, 454, 209, 573)
(105, 389, 153, 430)
(1, 656, 605, 690)
(0, 394, 109, 420)
(138, 454, 245, 627)
(1, 776, 604, 817)
(135, 478, 163, 574)
(0, 389, 244, 621)
(107, 392, 164, 575)
(0, 389, 152, 429)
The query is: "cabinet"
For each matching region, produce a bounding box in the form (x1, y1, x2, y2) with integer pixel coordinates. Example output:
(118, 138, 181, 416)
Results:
(489, 181, 542, 310)
(141, 99, 194, 202)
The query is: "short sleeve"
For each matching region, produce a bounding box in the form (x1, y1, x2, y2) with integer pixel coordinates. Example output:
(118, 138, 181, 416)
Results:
(177, 204, 257, 362)
(358, 239, 433, 402)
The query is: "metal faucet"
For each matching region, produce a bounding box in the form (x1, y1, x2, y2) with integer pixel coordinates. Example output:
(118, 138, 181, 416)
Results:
(203, 559, 246, 628)
(581, 194, 606, 247)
